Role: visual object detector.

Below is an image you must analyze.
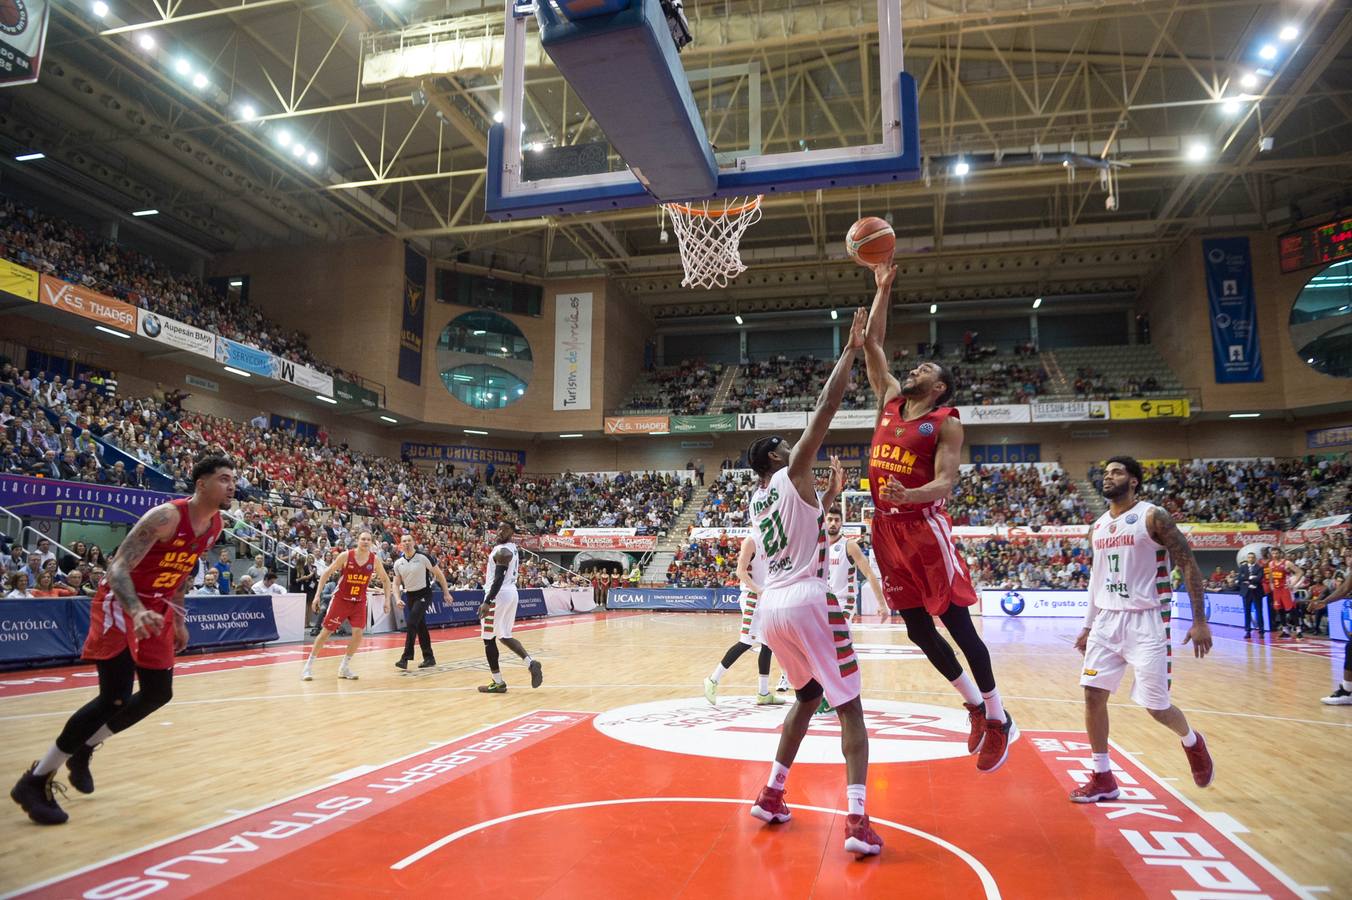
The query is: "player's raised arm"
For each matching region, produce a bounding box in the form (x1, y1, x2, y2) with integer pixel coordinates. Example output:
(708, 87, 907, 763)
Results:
(863, 264, 900, 409)
(107, 503, 180, 637)
(788, 308, 867, 501)
(819, 455, 846, 516)
(1148, 506, 1212, 658)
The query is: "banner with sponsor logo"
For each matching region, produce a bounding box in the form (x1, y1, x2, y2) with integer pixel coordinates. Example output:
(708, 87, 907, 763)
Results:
(0, 599, 80, 663)
(335, 378, 380, 409)
(828, 409, 877, 430)
(1307, 424, 1352, 451)
(735, 411, 807, 432)
(817, 443, 869, 463)
(38, 275, 137, 332)
(1203, 237, 1263, 383)
(979, 589, 1089, 619)
(185, 374, 219, 392)
(137, 309, 214, 357)
(1331, 599, 1350, 643)
(400, 443, 526, 467)
(1171, 590, 1248, 629)
(0, 258, 38, 300)
(1178, 522, 1258, 533)
(1030, 400, 1109, 422)
(954, 404, 1032, 424)
(538, 534, 657, 552)
(1283, 515, 1350, 547)
(422, 589, 547, 626)
(183, 594, 279, 649)
(670, 414, 736, 433)
(398, 243, 426, 385)
(0, 474, 178, 524)
(214, 336, 274, 377)
(604, 416, 669, 435)
(687, 528, 753, 540)
(606, 588, 739, 611)
(553, 291, 592, 410)
(1108, 398, 1191, 420)
(0, 0, 49, 87)
(270, 356, 334, 397)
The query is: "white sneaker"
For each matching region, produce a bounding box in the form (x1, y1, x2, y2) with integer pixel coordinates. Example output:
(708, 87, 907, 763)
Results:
(1322, 686, 1352, 706)
(301, 664, 313, 682)
(776, 674, 791, 693)
(703, 677, 718, 705)
(338, 663, 358, 681)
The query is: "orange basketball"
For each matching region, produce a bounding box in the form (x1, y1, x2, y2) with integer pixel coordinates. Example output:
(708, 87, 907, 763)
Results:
(846, 216, 895, 266)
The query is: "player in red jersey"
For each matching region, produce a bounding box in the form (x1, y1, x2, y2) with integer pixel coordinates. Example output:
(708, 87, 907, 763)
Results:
(11, 454, 234, 825)
(301, 531, 396, 681)
(861, 264, 1015, 773)
(1264, 548, 1304, 638)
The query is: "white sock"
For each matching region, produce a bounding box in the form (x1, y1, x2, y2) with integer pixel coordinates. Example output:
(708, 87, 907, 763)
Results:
(846, 783, 866, 816)
(492, 671, 505, 685)
(524, 654, 535, 666)
(758, 674, 770, 695)
(87, 726, 113, 746)
(981, 688, 1005, 723)
(32, 745, 71, 777)
(1342, 679, 1352, 692)
(767, 760, 790, 789)
(1092, 752, 1111, 773)
(304, 651, 316, 665)
(341, 653, 354, 667)
(1180, 728, 1198, 748)
(950, 672, 981, 706)
(710, 664, 727, 683)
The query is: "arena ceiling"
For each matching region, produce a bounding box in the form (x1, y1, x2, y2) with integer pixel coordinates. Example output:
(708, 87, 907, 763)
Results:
(5, 0, 1351, 316)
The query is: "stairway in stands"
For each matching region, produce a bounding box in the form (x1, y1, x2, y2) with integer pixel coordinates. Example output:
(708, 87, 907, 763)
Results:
(641, 482, 711, 583)
(1041, 350, 1071, 394)
(708, 367, 740, 415)
(1075, 475, 1108, 520)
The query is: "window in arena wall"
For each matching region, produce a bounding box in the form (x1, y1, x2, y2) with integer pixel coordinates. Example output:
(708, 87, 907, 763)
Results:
(437, 311, 533, 409)
(1290, 259, 1352, 378)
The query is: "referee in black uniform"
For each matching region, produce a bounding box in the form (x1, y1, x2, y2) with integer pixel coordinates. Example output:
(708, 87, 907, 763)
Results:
(392, 534, 452, 669)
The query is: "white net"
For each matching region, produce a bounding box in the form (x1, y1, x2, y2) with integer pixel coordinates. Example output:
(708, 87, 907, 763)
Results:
(662, 195, 763, 290)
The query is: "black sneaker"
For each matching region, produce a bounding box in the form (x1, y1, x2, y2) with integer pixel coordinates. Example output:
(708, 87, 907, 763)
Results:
(528, 659, 543, 688)
(11, 764, 69, 825)
(418, 659, 436, 668)
(395, 658, 409, 670)
(66, 744, 98, 795)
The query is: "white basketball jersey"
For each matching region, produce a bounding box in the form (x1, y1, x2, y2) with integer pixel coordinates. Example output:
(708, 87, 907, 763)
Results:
(742, 531, 769, 594)
(485, 541, 520, 591)
(750, 467, 827, 595)
(1089, 501, 1171, 611)
(827, 536, 855, 598)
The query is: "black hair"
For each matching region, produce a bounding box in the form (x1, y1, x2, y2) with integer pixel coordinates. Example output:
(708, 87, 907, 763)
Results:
(498, 521, 516, 534)
(931, 362, 955, 407)
(748, 435, 784, 476)
(191, 453, 236, 485)
(1104, 455, 1144, 491)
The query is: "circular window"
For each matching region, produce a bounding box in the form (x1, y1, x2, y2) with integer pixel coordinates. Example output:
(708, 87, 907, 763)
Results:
(1290, 259, 1352, 378)
(437, 311, 532, 408)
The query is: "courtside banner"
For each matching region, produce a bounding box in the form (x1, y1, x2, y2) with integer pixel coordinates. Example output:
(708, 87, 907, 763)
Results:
(1330, 599, 1350, 643)
(398, 243, 426, 385)
(0, 599, 81, 663)
(606, 588, 722, 610)
(0, 474, 178, 524)
(0, 0, 50, 86)
(137, 309, 214, 357)
(979, 589, 1089, 619)
(553, 291, 592, 410)
(184, 595, 279, 650)
(1203, 236, 1264, 383)
(713, 588, 741, 611)
(0, 258, 38, 300)
(214, 336, 274, 377)
(423, 589, 549, 627)
(1170, 591, 1246, 629)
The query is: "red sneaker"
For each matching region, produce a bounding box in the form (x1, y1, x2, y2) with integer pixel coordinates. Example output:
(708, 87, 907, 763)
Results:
(843, 814, 883, 856)
(1069, 771, 1121, 803)
(1183, 731, 1214, 788)
(976, 713, 1016, 773)
(963, 702, 987, 753)
(750, 786, 792, 824)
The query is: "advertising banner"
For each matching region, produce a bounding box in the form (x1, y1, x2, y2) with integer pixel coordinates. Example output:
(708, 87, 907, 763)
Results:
(0, 599, 80, 663)
(0, 0, 49, 86)
(335, 378, 380, 409)
(1170, 591, 1247, 629)
(214, 336, 274, 377)
(538, 534, 657, 551)
(1307, 424, 1352, 451)
(1108, 398, 1191, 420)
(183, 594, 279, 649)
(38, 275, 137, 332)
(0, 258, 38, 300)
(687, 528, 753, 540)
(422, 589, 548, 626)
(979, 589, 1090, 619)
(1203, 237, 1264, 383)
(1330, 599, 1350, 643)
(954, 404, 1032, 425)
(553, 291, 592, 410)
(398, 243, 426, 385)
(400, 443, 525, 467)
(0, 475, 178, 525)
(1030, 400, 1110, 422)
(604, 416, 669, 435)
(137, 310, 215, 357)
(670, 414, 736, 433)
(828, 409, 877, 430)
(606, 588, 720, 610)
(735, 411, 808, 432)
(270, 357, 334, 396)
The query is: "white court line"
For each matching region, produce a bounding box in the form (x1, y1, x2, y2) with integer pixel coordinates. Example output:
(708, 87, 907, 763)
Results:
(389, 796, 1001, 899)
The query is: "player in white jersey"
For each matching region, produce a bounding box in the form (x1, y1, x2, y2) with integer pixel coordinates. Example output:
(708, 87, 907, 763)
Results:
(743, 309, 884, 858)
(477, 522, 543, 693)
(1071, 456, 1214, 802)
(825, 508, 884, 622)
(701, 532, 786, 706)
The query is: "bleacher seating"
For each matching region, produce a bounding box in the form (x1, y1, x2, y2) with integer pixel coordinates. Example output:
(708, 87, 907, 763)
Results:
(1051, 345, 1184, 398)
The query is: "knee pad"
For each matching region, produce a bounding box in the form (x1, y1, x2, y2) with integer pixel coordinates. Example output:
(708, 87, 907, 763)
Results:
(794, 680, 824, 704)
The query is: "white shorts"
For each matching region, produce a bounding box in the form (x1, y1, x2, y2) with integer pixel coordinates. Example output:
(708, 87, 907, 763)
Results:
(737, 590, 764, 646)
(1079, 607, 1171, 710)
(760, 581, 860, 708)
(482, 587, 519, 640)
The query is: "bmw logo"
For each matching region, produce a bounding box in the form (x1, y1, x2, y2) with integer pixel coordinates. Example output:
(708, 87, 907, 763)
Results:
(1000, 592, 1025, 616)
(1203, 596, 1213, 621)
(1125, 514, 1138, 525)
(141, 314, 162, 338)
(1341, 602, 1351, 637)
(919, 422, 935, 435)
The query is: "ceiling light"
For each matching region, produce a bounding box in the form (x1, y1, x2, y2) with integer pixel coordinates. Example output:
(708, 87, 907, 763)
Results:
(465, 429, 488, 436)
(1279, 25, 1298, 42)
(559, 433, 583, 438)
(452, 374, 474, 382)
(292, 143, 306, 158)
(1186, 142, 1209, 161)
(174, 58, 191, 76)
(92, 1, 109, 18)
(191, 72, 209, 89)
(1228, 412, 1261, 419)
(1240, 72, 1259, 89)
(472, 329, 486, 335)
(493, 110, 504, 123)
(238, 102, 257, 121)
(315, 394, 338, 404)
(228, 279, 243, 287)
(929, 303, 937, 314)
(137, 34, 155, 51)
(527, 141, 544, 152)
(276, 130, 292, 147)
(95, 325, 130, 339)
(952, 159, 970, 176)
(14, 152, 44, 161)
(223, 366, 252, 378)
(734, 314, 744, 325)
(1258, 44, 1277, 61)
(1032, 297, 1042, 309)
(516, 387, 524, 395)
(305, 151, 319, 167)
(379, 415, 398, 424)
(830, 309, 839, 320)
(131, 208, 158, 216)
(1221, 99, 1242, 116)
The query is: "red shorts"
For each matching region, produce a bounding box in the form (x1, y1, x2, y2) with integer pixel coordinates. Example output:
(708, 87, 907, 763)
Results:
(1271, 587, 1294, 611)
(324, 597, 368, 632)
(82, 589, 176, 670)
(871, 508, 977, 616)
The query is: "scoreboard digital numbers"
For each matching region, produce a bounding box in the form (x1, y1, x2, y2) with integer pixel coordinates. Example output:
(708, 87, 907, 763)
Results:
(1279, 215, 1352, 273)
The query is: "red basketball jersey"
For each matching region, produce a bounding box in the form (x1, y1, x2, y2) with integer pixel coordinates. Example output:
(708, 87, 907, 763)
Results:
(1265, 560, 1291, 590)
(868, 401, 960, 516)
(336, 549, 376, 602)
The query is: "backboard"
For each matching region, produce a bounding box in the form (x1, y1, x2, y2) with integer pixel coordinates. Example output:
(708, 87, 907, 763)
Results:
(487, 0, 919, 219)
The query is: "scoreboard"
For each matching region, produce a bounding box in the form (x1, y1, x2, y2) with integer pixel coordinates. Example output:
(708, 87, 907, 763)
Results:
(1279, 215, 1352, 273)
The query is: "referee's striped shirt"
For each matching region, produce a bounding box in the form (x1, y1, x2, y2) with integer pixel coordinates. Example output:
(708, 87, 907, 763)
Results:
(393, 552, 435, 591)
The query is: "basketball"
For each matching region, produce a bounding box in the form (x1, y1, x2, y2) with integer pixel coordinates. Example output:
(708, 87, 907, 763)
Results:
(846, 216, 895, 266)
(0, 0, 22, 29)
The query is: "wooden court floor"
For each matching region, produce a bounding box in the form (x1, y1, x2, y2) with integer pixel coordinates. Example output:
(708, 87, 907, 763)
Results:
(1, 611, 1347, 898)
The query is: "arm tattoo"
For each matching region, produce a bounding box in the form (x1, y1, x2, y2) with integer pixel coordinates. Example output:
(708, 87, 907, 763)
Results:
(108, 505, 177, 615)
(1150, 507, 1205, 620)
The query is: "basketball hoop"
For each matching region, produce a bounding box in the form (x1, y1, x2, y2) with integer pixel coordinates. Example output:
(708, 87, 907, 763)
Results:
(662, 195, 763, 290)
